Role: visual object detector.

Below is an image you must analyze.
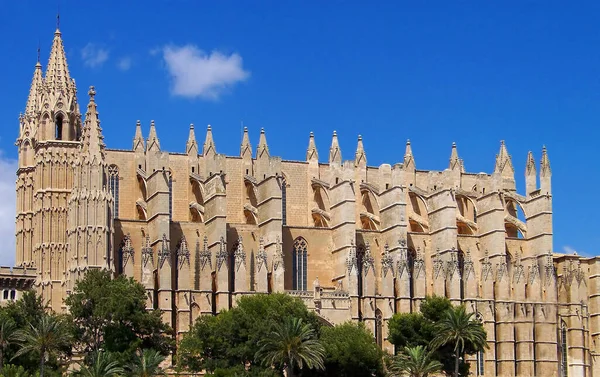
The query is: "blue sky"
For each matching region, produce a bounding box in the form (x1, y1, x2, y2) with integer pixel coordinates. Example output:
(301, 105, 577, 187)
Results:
(0, 1, 598, 264)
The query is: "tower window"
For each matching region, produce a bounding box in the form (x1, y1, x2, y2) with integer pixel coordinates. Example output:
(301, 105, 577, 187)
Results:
(292, 237, 308, 291)
(477, 350, 485, 376)
(108, 165, 119, 218)
(560, 321, 568, 377)
(55, 115, 63, 140)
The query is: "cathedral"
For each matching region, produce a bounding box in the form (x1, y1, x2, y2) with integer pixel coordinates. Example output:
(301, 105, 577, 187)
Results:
(12, 25, 599, 377)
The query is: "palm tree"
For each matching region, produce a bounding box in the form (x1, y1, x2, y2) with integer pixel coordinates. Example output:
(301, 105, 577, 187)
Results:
(127, 348, 167, 377)
(73, 351, 124, 377)
(388, 345, 442, 377)
(431, 305, 488, 377)
(0, 316, 19, 372)
(254, 317, 325, 377)
(12, 314, 73, 377)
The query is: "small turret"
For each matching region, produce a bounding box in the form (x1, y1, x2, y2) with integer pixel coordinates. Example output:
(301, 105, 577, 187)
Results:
(354, 135, 366, 167)
(240, 126, 252, 158)
(80, 86, 105, 161)
(133, 120, 145, 152)
(306, 131, 318, 162)
(186, 123, 198, 156)
(45, 27, 72, 92)
(329, 130, 342, 165)
(25, 61, 43, 117)
(403, 140, 415, 171)
(494, 140, 516, 190)
(203, 125, 216, 157)
(525, 151, 537, 196)
(256, 128, 269, 159)
(540, 146, 551, 195)
(146, 120, 160, 152)
(449, 142, 463, 172)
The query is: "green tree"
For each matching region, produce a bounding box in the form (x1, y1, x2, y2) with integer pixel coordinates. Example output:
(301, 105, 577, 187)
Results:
(431, 305, 488, 377)
(0, 364, 31, 377)
(126, 349, 166, 377)
(387, 346, 442, 377)
(0, 317, 19, 373)
(73, 351, 124, 377)
(178, 293, 320, 375)
(12, 314, 73, 377)
(316, 322, 383, 377)
(64, 269, 174, 362)
(255, 317, 325, 377)
(388, 296, 483, 376)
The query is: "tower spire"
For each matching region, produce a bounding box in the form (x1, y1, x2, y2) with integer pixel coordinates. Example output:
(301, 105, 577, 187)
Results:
(403, 139, 415, 170)
(525, 151, 537, 195)
(240, 126, 252, 158)
(306, 131, 318, 162)
(540, 146, 551, 177)
(81, 86, 105, 160)
(494, 140, 515, 177)
(45, 21, 72, 92)
(186, 123, 198, 155)
(354, 135, 366, 166)
(133, 120, 145, 151)
(329, 130, 341, 164)
(448, 142, 464, 172)
(256, 128, 269, 159)
(203, 125, 216, 157)
(146, 120, 160, 152)
(25, 59, 43, 116)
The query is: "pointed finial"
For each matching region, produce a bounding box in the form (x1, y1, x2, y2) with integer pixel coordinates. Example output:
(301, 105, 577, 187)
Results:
(540, 145, 551, 178)
(494, 139, 514, 177)
(329, 130, 341, 164)
(306, 131, 318, 162)
(203, 124, 216, 156)
(355, 134, 366, 166)
(240, 126, 251, 158)
(257, 127, 269, 158)
(57, 12, 60, 30)
(449, 141, 461, 171)
(88, 86, 96, 100)
(403, 139, 415, 170)
(37, 43, 41, 63)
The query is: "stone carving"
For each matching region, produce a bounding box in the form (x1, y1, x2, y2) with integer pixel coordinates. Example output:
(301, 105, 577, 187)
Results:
(362, 241, 375, 276)
(121, 234, 134, 267)
(414, 247, 425, 279)
(445, 248, 459, 280)
(397, 240, 410, 279)
(198, 235, 212, 271)
(381, 243, 394, 278)
(234, 237, 246, 272)
(513, 249, 524, 284)
(216, 236, 227, 271)
(496, 254, 508, 282)
(177, 236, 190, 270)
(528, 257, 540, 285)
(463, 250, 475, 281)
(481, 250, 493, 282)
(347, 241, 358, 274)
(158, 234, 170, 269)
(141, 235, 153, 268)
(544, 251, 556, 286)
(433, 249, 444, 280)
(256, 237, 268, 272)
(273, 236, 284, 272)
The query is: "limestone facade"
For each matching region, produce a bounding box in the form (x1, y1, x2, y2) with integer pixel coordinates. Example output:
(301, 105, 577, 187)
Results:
(13, 27, 599, 377)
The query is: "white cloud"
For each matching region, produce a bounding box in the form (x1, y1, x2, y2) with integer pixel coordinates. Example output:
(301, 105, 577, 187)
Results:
(563, 246, 582, 255)
(162, 44, 250, 100)
(0, 153, 17, 267)
(81, 43, 109, 68)
(117, 57, 132, 71)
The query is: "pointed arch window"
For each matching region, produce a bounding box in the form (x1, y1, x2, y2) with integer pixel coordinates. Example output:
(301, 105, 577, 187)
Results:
(560, 320, 568, 377)
(55, 114, 63, 140)
(375, 309, 383, 348)
(292, 238, 308, 290)
(108, 165, 119, 218)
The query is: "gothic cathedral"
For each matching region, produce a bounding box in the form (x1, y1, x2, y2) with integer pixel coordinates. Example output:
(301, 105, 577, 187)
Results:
(13, 26, 599, 377)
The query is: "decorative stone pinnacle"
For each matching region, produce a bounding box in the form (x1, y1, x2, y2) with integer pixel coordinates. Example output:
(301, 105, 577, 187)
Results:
(88, 86, 96, 99)
(190, 123, 194, 129)
(207, 124, 212, 130)
(333, 130, 337, 136)
(358, 135, 362, 141)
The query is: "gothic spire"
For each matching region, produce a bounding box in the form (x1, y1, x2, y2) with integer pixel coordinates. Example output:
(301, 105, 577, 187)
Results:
(146, 120, 160, 152)
(494, 140, 514, 177)
(45, 25, 72, 92)
(186, 123, 198, 155)
(240, 126, 252, 158)
(526, 151, 536, 176)
(540, 146, 551, 177)
(25, 60, 43, 115)
(329, 130, 341, 164)
(256, 128, 269, 159)
(354, 135, 366, 166)
(81, 86, 105, 159)
(203, 125, 216, 156)
(449, 142, 463, 172)
(403, 140, 415, 170)
(133, 120, 145, 151)
(306, 131, 318, 162)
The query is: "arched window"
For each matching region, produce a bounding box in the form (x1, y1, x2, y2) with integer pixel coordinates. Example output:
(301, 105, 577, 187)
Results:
(108, 165, 119, 218)
(292, 238, 308, 290)
(357, 245, 365, 297)
(560, 320, 568, 377)
(375, 309, 383, 348)
(281, 178, 287, 226)
(475, 312, 485, 376)
(55, 114, 63, 140)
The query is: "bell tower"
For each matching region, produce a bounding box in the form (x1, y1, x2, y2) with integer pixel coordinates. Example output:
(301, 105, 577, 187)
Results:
(15, 23, 83, 311)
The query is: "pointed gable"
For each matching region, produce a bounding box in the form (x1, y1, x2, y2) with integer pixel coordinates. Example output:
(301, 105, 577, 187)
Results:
(256, 128, 269, 159)
(329, 130, 342, 165)
(133, 120, 145, 152)
(240, 126, 252, 158)
(186, 124, 198, 155)
(203, 125, 216, 157)
(354, 135, 366, 167)
(306, 131, 318, 162)
(146, 120, 160, 152)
